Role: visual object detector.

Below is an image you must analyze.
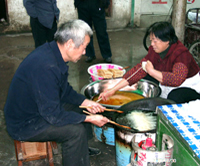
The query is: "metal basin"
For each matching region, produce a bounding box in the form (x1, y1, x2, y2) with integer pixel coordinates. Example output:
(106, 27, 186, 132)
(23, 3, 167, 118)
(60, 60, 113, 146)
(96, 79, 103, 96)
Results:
(81, 78, 161, 108)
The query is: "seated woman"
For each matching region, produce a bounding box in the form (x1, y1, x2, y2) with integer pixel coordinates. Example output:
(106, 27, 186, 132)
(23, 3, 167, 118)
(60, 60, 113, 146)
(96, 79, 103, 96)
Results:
(99, 21, 200, 104)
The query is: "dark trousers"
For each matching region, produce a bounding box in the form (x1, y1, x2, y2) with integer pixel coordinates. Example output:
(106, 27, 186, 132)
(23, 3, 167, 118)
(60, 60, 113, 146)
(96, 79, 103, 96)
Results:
(25, 103, 92, 166)
(167, 87, 200, 104)
(76, 0, 112, 59)
(30, 17, 57, 48)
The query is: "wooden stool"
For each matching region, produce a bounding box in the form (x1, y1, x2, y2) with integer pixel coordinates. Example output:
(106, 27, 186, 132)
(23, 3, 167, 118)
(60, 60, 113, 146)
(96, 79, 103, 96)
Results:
(14, 140, 56, 166)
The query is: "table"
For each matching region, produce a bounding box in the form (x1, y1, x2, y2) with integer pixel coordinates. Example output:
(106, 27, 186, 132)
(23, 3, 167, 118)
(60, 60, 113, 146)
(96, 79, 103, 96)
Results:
(156, 103, 200, 166)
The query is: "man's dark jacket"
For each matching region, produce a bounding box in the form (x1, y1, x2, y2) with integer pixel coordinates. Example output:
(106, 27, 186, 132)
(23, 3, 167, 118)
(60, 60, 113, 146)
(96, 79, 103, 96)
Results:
(4, 41, 86, 141)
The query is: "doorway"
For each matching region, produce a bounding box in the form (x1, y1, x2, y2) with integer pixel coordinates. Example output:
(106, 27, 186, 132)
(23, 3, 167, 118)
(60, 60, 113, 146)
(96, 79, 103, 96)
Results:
(0, 0, 8, 24)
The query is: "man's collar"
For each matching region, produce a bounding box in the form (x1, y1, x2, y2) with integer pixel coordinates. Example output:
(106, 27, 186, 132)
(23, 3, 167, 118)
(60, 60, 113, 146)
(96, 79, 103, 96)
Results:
(49, 41, 68, 74)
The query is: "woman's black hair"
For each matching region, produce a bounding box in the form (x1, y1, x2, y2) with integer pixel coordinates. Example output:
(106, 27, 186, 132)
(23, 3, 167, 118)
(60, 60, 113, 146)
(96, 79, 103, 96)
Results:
(145, 21, 178, 45)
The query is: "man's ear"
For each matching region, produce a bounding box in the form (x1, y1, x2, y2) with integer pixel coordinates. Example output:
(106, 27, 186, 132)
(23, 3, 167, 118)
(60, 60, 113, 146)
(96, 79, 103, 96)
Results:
(65, 39, 75, 49)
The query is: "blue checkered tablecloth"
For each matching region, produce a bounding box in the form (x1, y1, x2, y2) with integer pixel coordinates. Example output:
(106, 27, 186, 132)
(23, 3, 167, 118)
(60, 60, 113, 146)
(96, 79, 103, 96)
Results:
(157, 103, 200, 158)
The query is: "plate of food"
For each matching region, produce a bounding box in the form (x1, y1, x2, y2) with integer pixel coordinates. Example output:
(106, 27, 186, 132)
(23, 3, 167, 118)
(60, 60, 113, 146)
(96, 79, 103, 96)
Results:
(87, 63, 126, 81)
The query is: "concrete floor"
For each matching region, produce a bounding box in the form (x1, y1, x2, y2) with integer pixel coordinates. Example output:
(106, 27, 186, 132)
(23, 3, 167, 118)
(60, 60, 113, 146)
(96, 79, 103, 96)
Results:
(0, 25, 148, 166)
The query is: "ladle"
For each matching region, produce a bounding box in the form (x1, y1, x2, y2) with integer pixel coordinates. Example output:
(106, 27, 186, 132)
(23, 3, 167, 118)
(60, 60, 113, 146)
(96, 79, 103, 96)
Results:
(79, 106, 123, 113)
(82, 110, 131, 129)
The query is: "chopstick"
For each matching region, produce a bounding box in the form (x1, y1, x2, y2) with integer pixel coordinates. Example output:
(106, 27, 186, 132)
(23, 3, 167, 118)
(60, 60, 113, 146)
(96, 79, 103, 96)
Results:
(109, 120, 131, 129)
(82, 110, 131, 129)
(120, 66, 130, 70)
(96, 98, 102, 103)
(79, 106, 123, 113)
(126, 66, 142, 81)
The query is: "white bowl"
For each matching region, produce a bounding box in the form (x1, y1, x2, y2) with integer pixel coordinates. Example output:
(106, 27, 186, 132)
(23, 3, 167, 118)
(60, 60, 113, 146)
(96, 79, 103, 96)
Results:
(88, 63, 126, 81)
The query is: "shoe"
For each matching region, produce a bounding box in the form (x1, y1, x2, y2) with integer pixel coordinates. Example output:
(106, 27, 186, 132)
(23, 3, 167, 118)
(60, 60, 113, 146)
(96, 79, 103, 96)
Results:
(85, 56, 96, 63)
(104, 57, 112, 63)
(88, 147, 101, 156)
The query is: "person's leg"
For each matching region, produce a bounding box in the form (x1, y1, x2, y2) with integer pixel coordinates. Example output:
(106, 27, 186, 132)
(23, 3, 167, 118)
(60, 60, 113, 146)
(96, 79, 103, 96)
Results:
(91, 2, 112, 61)
(63, 103, 93, 140)
(30, 17, 47, 48)
(47, 18, 57, 42)
(77, 1, 96, 60)
(62, 103, 101, 156)
(167, 87, 200, 104)
(26, 124, 90, 166)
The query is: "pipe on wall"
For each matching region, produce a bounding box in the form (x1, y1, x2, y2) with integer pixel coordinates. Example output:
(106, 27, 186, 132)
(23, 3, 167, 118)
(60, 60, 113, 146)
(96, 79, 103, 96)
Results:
(172, 0, 187, 43)
(130, 0, 135, 26)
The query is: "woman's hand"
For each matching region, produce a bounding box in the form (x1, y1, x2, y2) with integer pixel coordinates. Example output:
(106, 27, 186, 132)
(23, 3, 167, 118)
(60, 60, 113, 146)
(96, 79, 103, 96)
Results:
(97, 78, 129, 102)
(145, 60, 154, 74)
(145, 60, 163, 83)
(98, 88, 116, 101)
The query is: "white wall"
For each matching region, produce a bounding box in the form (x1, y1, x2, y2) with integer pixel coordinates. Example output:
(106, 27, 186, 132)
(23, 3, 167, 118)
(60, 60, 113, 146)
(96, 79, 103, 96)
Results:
(5, 0, 132, 32)
(4, 0, 200, 32)
(108, 0, 132, 29)
(135, 0, 200, 28)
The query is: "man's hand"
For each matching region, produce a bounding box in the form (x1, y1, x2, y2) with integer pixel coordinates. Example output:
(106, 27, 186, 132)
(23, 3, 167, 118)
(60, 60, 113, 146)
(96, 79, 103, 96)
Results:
(84, 114, 109, 127)
(81, 99, 106, 114)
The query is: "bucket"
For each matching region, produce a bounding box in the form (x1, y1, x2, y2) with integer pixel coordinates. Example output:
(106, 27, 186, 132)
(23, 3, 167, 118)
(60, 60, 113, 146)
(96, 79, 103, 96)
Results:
(115, 131, 156, 166)
(93, 124, 115, 146)
(130, 134, 175, 166)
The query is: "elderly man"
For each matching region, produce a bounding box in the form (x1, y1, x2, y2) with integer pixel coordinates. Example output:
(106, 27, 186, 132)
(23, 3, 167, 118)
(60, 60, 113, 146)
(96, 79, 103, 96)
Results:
(4, 20, 109, 166)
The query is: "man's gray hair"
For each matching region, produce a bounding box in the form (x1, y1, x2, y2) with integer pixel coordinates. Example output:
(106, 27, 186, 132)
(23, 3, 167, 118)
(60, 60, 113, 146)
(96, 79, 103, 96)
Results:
(54, 19, 93, 47)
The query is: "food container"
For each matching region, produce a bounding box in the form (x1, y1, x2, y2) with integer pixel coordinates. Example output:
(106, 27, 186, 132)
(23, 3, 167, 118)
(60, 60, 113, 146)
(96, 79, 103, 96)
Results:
(87, 63, 126, 81)
(130, 134, 174, 166)
(80, 78, 161, 109)
(93, 124, 115, 146)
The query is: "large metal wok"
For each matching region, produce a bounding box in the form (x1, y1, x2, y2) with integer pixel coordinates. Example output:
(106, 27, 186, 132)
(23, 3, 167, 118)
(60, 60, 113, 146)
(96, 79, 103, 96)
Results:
(113, 97, 175, 133)
(81, 78, 161, 109)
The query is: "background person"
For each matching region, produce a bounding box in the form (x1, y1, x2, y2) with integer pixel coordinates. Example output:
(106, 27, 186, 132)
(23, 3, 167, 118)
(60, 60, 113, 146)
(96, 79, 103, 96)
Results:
(74, 0, 112, 63)
(4, 19, 109, 166)
(99, 21, 200, 104)
(23, 0, 60, 48)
